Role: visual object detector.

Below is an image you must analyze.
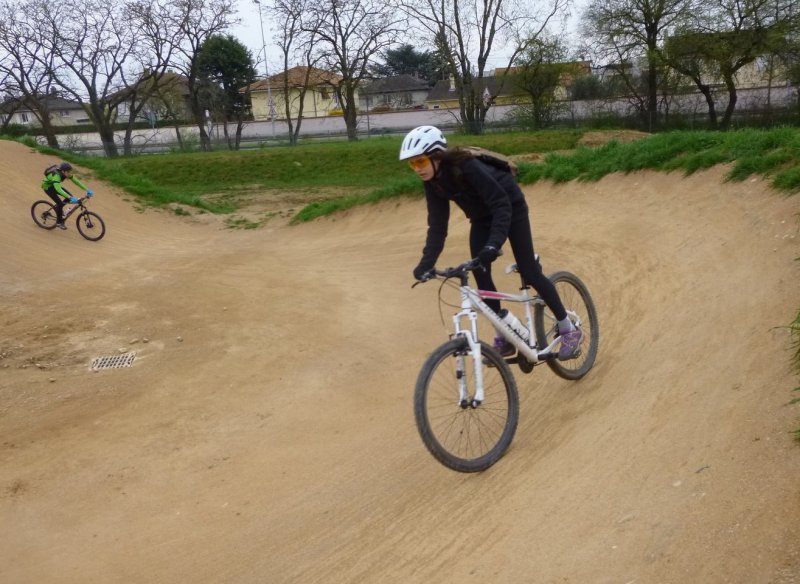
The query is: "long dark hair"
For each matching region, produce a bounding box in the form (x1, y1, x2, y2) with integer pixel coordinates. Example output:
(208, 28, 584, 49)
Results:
(430, 147, 473, 183)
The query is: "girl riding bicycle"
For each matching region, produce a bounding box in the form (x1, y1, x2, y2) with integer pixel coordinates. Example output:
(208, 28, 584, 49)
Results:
(41, 162, 93, 230)
(400, 125, 582, 361)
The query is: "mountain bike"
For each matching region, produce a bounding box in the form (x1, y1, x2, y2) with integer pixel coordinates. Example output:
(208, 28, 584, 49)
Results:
(413, 258, 599, 473)
(31, 195, 106, 241)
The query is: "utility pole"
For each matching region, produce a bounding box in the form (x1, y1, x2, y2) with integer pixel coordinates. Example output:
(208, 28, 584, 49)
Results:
(253, 0, 275, 138)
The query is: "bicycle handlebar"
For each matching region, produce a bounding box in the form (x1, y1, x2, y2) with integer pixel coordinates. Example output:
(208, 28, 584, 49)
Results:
(432, 258, 482, 279)
(412, 258, 482, 288)
(412, 249, 506, 287)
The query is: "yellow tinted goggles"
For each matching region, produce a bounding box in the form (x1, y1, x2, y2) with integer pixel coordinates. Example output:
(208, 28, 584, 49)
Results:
(408, 156, 431, 171)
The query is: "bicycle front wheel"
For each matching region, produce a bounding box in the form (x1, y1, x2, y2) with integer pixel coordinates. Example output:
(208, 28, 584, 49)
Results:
(76, 211, 106, 241)
(414, 338, 519, 473)
(31, 200, 58, 230)
(534, 271, 599, 380)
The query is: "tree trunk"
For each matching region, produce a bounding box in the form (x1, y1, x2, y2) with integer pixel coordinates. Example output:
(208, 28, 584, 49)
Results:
(173, 124, 184, 150)
(190, 89, 212, 151)
(646, 62, 659, 131)
(123, 108, 138, 156)
(38, 115, 61, 149)
(343, 85, 358, 141)
(720, 75, 738, 130)
(696, 83, 718, 130)
(234, 120, 243, 150)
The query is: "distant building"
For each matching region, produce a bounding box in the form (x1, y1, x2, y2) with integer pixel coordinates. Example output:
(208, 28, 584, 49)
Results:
(111, 71, 193, 125)
(358, 75, 431, 112)
(495, 61, 593, 100)
(424, 75, 525, 109)
(0, 93, 89, 127)
(244, 66, 353, 120)
(425, 62, 593, 109)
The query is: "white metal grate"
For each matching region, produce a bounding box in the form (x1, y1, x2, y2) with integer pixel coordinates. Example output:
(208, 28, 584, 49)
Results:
(91, 352, 136, 371)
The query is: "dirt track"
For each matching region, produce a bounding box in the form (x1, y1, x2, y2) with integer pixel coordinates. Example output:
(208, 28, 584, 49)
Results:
(1, 139, 799, 583)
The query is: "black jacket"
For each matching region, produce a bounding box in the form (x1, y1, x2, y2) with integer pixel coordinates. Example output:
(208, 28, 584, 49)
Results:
(418, 156, 526, 271)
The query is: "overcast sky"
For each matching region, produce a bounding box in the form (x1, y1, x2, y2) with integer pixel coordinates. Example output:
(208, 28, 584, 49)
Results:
(228, 0, 583, 77)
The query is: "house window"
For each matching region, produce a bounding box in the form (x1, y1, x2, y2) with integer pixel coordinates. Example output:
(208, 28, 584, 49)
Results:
(320, 88, 329, 100)
(20, 112, 29, 123)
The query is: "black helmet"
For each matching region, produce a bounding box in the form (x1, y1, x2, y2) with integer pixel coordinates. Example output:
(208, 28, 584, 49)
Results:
(58, 162, 73, 172)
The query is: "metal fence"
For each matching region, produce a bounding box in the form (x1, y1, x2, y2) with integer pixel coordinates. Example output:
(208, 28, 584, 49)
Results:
(32, 85, 800, 156)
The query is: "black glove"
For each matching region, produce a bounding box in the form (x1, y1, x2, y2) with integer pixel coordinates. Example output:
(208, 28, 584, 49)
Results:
(413, 264, 433, 281)
(477, 246, 499, 267)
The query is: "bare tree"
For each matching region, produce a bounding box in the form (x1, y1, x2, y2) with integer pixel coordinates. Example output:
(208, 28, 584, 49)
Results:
(401, 0, 568, 133)
(581, 0, 692, 131)
(0, 0, 61, 147)
(150, 75, 193, 148)
(271, 0, 323, 145)
(118, 0, 187, 154)
(31, 0, 140, 157)
(304, 0, 404, 141)
(168, 0, 238, 151)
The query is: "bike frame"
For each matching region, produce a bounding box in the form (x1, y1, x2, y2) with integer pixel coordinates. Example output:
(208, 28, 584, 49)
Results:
(62, 197, 88, 220)
(454, 285, 561, 359)
(449, 282, 566, 405)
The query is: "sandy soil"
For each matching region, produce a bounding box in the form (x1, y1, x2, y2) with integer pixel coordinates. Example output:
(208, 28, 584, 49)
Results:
(1, 139, 799, 583)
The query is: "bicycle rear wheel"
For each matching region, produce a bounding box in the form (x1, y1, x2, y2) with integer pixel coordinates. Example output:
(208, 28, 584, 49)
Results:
(414, 337, 519, 472)
(534, 271, 599, 380)
(76, 211, 106, 241)
(31, 200, 58, 230)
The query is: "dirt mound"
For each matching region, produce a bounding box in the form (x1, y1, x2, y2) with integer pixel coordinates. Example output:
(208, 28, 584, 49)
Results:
(1, 140, 799, 583)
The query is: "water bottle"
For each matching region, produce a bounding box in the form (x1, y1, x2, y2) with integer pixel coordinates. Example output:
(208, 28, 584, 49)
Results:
(498, 309, 529, 342)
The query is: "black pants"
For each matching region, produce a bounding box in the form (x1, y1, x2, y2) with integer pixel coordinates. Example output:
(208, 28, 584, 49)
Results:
(469, 207, 568, 322)
(44, 186, 70, 222)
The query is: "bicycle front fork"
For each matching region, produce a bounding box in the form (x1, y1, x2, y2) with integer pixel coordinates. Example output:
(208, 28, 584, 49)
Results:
(454, 344, 485, 409)
(452, 308, 485, 408)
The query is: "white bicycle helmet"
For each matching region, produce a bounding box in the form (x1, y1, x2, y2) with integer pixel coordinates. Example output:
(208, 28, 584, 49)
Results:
(399, 125, 447, 160)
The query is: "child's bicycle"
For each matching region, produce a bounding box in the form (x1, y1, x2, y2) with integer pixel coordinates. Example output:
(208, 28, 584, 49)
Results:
(412, 257, 599, 472)
(31, 195, 106, 241)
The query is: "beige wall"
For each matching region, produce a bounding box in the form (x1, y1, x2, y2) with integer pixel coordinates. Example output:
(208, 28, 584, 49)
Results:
(4, 108, 88, 127)
(251, 86, 358, 120)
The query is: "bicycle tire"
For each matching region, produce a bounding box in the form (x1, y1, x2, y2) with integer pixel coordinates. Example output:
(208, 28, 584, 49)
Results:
(76, 211, 106, 241)
(414, 337, 519, 472)
(31, 200, 58, 230)
(534, 271, 599, 380)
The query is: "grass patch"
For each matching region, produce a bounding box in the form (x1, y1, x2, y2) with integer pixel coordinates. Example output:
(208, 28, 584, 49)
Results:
(522, 128, 800, 193)
(6, 129, 583, 222)
(8, 127, 799, 223)
(291, 175, 422, 223)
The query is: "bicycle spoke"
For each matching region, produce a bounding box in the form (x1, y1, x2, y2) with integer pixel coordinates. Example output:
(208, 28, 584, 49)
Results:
(535, 272, 599, 381)
(415, 339, 518, 472)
